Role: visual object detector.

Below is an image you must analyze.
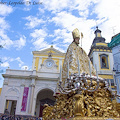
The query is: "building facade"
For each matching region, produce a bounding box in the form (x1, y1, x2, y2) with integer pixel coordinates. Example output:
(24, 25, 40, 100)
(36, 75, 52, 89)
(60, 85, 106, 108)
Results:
(108, 33, 120, 102)
(88, 27, 114, 89)
(0, 46, 65, 117)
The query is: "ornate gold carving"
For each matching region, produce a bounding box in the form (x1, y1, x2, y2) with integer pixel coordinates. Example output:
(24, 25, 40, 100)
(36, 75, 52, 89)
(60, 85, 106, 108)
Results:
(42, 88, 120, 120)
(74, 93, 85, 117)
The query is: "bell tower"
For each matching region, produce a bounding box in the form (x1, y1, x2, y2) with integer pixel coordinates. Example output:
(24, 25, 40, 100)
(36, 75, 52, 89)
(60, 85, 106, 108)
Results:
(88, 27, 114, 89)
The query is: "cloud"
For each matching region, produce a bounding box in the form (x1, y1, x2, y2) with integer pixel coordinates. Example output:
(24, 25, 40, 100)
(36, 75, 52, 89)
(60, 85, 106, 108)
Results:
(1, 62, 9, 67)
(0, 32, 26, 50)
(0, 16, 26, 50)
(25, 16, 45, 29)
(0, 30, 13, 49)
(14, 36, 26, 50)
(50, 11, 97, 32)
(94, 0, 120, 19)
(0, 16, 13, 49)
(52, 44, 65, 53)
(50, 11, 79, 30)
(0, 5, 13, 16)
(79, 9, 89, 18)
(30, 29, 49, 50)
(53, 29, 72, 43)
(1, 57, 31, 71)
(42, 0, 99, 14)
(0, 17, 13, 49)
(0, 17, 10, 30)
(30, 29, 47, 38)
(92, 0, 120, 42)
(38, 8, 45, 13)
(1, 57, 24, 68)
(15, 57, 24, 67)
(42, 0, 69, 13)
(23, 7, 31, 11)
(0, 5, 14, 49)
(0, 17, 26, 50)
(33, 39, 49, 50)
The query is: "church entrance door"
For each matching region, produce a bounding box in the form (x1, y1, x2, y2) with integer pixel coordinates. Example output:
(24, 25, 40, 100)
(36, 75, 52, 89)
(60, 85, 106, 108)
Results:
(5, 100, 17, 115)
(35, 89, 55, 117)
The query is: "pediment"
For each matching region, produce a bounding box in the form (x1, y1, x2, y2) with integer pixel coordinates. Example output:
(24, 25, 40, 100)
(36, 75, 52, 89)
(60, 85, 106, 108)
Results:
(33, 46, 65, 56)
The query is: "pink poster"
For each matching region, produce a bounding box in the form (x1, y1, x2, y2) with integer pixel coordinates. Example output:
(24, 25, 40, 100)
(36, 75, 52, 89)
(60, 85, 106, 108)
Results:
(21, 87, 29, 111)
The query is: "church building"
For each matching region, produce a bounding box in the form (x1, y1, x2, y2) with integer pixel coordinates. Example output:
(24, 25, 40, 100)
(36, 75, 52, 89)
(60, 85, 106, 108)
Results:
(88, 27, 114, 89)
(108, 33, 120, 102)
(0, 46, 65, 117)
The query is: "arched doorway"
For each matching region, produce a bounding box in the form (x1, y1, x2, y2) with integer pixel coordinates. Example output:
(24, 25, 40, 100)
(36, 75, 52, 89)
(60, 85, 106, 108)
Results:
(35, 89, 55, 117)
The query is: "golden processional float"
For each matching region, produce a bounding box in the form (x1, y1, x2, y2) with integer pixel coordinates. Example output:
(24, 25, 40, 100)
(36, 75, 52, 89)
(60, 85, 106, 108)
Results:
(42, 28, 120, 120)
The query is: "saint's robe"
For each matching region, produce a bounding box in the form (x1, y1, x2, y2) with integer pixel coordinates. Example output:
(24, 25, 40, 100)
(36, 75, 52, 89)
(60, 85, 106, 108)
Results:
(62, 42, 96, 85)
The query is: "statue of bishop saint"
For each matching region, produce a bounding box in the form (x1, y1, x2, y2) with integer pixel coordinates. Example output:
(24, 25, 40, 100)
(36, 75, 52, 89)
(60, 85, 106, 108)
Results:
(62, 28, 96, 86)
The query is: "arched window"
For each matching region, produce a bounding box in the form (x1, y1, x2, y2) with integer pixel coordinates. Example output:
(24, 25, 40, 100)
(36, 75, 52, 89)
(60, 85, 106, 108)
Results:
(100, 54, 109, 69)
(102, 56, 107, 67)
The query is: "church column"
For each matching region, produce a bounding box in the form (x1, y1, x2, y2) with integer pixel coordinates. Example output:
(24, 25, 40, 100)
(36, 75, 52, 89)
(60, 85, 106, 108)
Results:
(38, 57, 42, 71)
(28, 69, 36, 114)
(32, 57, 36, 70)
(17, 79, 25, 114)
(0, 79, 8, 113)
(28, 80, 35, 114)
(31, 95, 36, 116)
(59, 58, 63, 72)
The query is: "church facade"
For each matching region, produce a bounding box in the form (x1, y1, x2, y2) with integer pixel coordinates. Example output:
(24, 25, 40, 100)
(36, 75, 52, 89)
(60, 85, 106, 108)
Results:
(0, 46, 65, 117)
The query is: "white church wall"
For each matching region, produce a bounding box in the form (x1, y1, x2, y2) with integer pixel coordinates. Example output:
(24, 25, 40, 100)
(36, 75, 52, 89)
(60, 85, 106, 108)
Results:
(112, 44, 120, 71)
(112, 44, 120, 103)
(0, 68, 59, 116)
(92, 52, 99, 71)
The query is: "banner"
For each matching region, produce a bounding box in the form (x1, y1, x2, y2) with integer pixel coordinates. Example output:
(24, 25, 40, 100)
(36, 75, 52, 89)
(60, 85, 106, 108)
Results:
(21, 87, 29, 111)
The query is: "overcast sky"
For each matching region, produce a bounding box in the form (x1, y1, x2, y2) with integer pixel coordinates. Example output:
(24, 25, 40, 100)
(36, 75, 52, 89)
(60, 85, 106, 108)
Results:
(0, 0, 120, 87)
